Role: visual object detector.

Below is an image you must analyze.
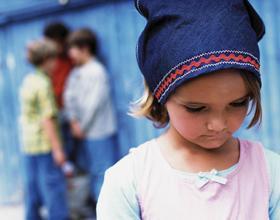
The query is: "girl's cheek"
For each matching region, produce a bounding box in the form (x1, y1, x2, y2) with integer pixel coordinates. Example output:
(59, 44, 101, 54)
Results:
(227, 109, 248, 131)
(170, 111, 205, 138)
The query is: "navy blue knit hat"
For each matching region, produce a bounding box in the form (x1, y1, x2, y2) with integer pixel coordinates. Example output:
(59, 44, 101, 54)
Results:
(135, 0, 265, 104)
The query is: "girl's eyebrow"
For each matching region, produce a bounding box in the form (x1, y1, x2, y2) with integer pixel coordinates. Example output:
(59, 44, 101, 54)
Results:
(175, 94, 250, 105)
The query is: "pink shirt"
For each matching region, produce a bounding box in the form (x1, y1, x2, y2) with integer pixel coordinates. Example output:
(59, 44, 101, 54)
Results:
(134, 139, 269, 219)
(97, 139, 280, 219)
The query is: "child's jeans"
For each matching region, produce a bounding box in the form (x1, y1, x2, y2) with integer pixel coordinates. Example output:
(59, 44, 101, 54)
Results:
(22, 152, 69, 220)
(76, 134, 118, 202)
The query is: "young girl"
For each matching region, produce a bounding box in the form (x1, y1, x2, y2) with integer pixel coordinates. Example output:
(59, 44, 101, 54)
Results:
(97, 0, 280, 219)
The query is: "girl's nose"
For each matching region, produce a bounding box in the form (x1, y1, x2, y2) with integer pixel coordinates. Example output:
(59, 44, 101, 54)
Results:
(206, 116, 227, 132)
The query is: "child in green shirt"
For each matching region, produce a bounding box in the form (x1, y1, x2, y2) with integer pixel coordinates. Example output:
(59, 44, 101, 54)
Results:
(19, 39, 69, 220)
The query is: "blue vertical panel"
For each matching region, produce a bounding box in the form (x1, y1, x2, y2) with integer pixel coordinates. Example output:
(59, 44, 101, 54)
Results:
(0, 27, 23, 204)
(263, 0, 280, 151)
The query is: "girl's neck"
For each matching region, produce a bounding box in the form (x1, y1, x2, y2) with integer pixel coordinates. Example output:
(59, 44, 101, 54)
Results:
(157, 127, 240, 173)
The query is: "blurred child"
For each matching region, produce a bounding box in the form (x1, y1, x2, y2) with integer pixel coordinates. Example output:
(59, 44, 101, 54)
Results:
(43, 22, 73, 110)
(20, 39, 69, 220)
(44, 22, 75, 166)
(64, 28, 118, 206)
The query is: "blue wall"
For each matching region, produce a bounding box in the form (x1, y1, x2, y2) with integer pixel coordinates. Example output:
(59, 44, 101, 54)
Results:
(0, 0, 279, 203)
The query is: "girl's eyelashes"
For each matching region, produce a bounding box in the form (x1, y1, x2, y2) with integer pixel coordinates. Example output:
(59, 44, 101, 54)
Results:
(183, 98, 250, 113)
(183, 97, 250, 113)
(230, 98, 250, 107)
(184, 106, 206, 113)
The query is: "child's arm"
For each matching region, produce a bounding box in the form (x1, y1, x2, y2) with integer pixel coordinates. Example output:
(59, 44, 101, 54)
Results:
(70, 118, 84, 139)
(97, 155, 141, 219)
(38, 76, 66, 166)
(265, 149, 280, 219)
(42, 117, 65, 166)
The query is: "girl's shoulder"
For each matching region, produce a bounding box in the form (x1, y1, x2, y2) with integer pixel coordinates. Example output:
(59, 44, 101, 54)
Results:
(261, 146, 280, 217)
(104, 139, 157, 191)
(262, 146, 280, 187)
(239, 139, 280, 175)
(107, 139, 156, 176)
(98, 139, 156, 212)
(97, 141, 152, 219)
(241, 139, 280, 212)
(239, 138, 280, 161)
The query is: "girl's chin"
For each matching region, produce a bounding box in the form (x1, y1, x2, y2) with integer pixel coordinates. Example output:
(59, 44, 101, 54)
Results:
(196, 137, 231, 150)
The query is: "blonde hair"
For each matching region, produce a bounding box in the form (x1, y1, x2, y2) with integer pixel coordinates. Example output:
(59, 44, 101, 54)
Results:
(130, 71, 262, 128)
(130, 81, 169, 128)
(26, 39, 57, 66)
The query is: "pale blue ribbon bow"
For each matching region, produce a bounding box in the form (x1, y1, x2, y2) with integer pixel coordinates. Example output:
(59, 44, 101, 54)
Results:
(196, 169, 228, 189)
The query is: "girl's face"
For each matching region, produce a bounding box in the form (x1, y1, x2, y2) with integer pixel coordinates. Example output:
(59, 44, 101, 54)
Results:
(165, 69, 249, 149)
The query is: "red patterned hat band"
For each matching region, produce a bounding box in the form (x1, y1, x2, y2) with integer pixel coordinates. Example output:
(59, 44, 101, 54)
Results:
(153, 50, 261, 103)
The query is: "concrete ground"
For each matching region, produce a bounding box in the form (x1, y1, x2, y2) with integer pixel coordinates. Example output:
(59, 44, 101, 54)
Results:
(0, 178, 96, 220)
(0, 204, 96, 220)
(0, 204, 24, 220)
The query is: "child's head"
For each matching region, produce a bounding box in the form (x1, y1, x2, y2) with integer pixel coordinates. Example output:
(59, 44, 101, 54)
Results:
(132, 69, 261, 148)
(67, 28, 98, 65)
(44, 22, 70, 55)
(133, 0, 265, 148)
(26, 39, 57, 74)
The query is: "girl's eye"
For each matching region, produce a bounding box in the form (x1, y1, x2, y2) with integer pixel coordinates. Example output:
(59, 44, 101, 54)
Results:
(230, 98, 249, 107)
(185, 106, 206, 113)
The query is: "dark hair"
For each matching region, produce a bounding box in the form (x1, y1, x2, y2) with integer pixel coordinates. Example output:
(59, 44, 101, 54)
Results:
(44, 22, 70, 42)
(67, 28, 98, 55)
